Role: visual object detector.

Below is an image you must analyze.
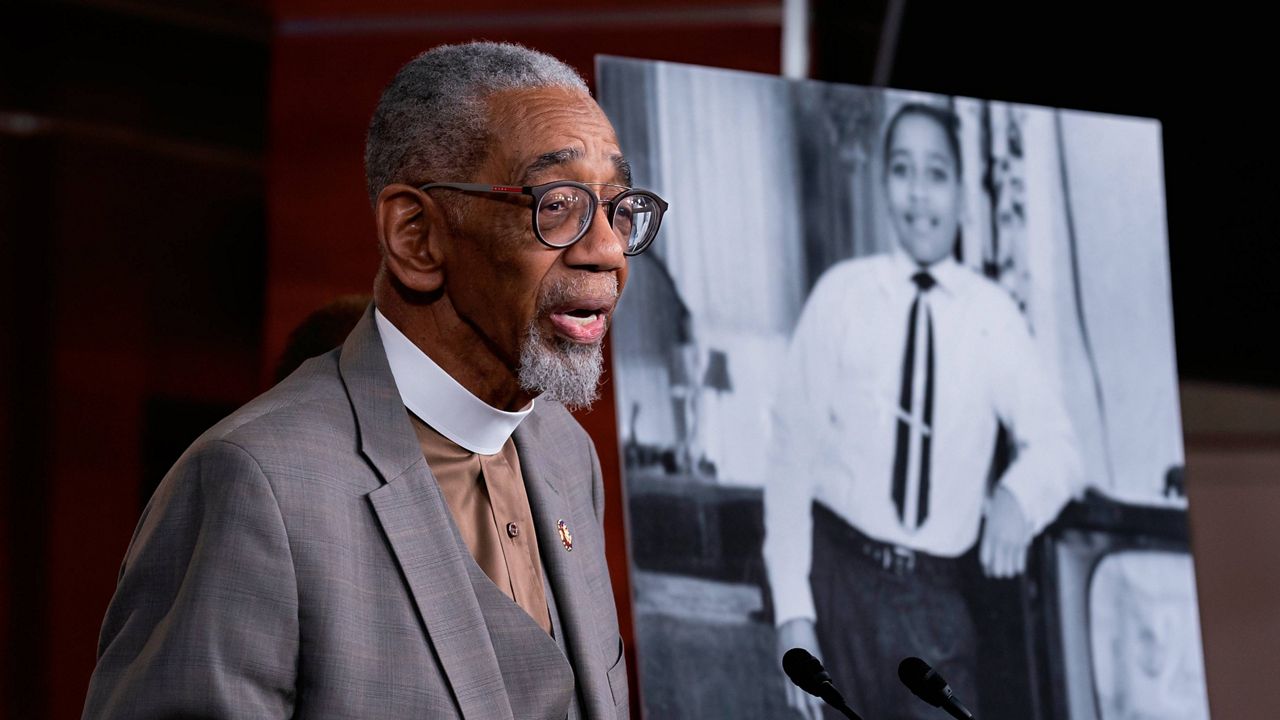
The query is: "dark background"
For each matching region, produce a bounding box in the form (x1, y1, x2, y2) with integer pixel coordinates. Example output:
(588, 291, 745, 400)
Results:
(1, 1, 1274, 718)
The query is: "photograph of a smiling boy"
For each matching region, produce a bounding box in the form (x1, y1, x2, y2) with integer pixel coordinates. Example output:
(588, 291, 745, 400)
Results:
(603, 54, 1192, 719)
(764, 98, 1082, 720)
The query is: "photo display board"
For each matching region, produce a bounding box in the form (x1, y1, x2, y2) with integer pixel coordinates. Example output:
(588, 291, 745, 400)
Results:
(598, 56, 1208, 720)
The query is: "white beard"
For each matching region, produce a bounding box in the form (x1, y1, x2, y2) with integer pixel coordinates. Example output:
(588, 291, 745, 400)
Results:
(516, 320, 604, 411)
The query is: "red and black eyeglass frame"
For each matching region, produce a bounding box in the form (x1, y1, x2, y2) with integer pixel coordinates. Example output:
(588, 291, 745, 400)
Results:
(418, 180, 668, 256)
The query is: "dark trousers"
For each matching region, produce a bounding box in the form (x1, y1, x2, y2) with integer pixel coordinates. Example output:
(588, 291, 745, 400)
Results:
(810, 503, 979, 720)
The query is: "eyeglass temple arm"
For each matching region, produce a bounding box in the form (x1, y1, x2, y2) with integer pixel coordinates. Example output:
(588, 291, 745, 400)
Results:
(419, 182, 530, 195)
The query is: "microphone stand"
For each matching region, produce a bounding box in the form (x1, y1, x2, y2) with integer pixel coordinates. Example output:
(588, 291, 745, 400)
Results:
(830, 700, 864, 720)
(813, 688, 863, 720)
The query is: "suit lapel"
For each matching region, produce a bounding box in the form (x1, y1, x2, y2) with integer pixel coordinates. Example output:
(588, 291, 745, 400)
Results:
(516, 412, 612, 720)
(340, 307, 513, 720)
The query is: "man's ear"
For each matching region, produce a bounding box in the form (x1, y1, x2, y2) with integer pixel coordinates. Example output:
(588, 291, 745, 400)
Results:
(375, 183, 446, 294)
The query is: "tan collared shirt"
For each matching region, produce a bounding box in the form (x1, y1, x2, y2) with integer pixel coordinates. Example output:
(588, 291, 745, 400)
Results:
(409, 413, 553, 635)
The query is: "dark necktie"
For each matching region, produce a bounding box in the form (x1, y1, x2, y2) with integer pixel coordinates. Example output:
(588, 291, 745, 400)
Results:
(891, 271, 936, 531)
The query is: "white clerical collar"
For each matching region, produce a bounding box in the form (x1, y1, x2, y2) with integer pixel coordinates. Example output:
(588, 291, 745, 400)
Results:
(374, 308, 533, 455)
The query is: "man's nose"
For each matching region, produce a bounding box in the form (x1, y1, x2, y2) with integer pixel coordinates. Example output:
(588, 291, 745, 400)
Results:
(562, 205, 626, 272)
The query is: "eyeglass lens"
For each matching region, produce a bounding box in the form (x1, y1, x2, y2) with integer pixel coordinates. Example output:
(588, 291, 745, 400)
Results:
(535, 184, 659, 253)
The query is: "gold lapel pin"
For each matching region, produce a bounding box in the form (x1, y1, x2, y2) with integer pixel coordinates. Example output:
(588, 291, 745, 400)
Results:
(557, 519, 574, 552)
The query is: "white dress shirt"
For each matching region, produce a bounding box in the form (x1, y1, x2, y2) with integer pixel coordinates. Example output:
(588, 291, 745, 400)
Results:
(375, 308, 533, 454)
(762, 251, 1083, 625)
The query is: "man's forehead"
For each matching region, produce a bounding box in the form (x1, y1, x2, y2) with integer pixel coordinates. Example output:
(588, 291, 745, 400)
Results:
(517, 147, 632, 185)
(483, 86, 626, 181)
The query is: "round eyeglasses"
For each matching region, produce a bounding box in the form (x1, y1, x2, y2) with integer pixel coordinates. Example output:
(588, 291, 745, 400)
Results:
(419, 180, 668, 256)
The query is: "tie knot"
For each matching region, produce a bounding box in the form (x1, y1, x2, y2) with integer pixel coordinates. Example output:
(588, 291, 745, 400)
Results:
(912, 271, 937, 292)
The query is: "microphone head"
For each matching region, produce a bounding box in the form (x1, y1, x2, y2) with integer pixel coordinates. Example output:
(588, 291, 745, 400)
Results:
(782, 648, 832, 697)
(897, 656, 952, 707)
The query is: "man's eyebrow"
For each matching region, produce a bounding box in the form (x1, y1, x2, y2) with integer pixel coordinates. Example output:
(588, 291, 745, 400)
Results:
(515, 147, 634, 186)
(519, 148, 582, 184)
(612, 154, 633, 186)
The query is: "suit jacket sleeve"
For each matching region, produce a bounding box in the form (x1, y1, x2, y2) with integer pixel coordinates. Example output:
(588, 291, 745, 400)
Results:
(83, 438, 299, 719)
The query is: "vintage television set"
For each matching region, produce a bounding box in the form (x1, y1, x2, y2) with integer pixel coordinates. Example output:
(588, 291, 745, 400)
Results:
(1028, 486, 1207, 720)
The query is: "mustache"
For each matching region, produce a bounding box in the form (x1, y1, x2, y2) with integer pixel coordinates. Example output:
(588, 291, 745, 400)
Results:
(536, 274, 619, 312)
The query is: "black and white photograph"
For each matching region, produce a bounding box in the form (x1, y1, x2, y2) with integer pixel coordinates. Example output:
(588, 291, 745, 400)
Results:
(599, 57, 1208, 720)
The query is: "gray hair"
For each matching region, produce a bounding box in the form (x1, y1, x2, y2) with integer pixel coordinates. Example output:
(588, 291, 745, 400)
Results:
(364, 42, 589, 206)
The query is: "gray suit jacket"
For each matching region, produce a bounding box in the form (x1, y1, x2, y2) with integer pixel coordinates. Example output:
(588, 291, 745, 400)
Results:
(83, 308, 629, 719)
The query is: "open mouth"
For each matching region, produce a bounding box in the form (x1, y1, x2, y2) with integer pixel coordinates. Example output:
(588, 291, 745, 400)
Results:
(904, 211, 938, 233)
(548, 302, 611, 344)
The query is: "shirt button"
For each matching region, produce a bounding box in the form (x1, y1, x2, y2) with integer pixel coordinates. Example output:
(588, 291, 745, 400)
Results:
(506, 522, 520, 538)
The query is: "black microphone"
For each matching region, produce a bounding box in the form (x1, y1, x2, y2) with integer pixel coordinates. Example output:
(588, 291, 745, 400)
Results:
(897, 657, 975, 720)
(782, 648, 864, 720)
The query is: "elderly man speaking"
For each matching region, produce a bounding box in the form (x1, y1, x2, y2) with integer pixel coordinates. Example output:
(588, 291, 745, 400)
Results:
(82, 42, 666, 720)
